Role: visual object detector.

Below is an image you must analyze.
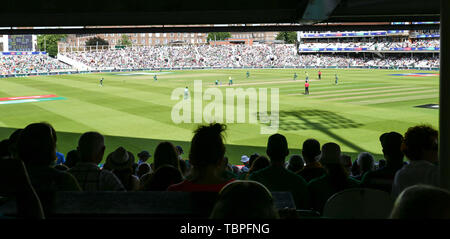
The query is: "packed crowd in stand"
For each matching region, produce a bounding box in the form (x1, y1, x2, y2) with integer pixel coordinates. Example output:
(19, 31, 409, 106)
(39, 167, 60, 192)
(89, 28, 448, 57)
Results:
(301, 38, 440, 50)
(0, 122, 448, 219)
(62, 44, 440, 70)
(0, 54, 71, 75)
(0, 43, 439, 76)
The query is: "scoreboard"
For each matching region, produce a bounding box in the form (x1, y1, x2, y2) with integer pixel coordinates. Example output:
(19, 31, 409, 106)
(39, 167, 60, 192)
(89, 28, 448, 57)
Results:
(8, 35, 33, 51)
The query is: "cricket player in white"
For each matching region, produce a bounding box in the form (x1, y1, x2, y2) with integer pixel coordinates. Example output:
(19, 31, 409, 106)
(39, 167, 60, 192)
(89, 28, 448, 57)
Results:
(184, 86, 189, 100)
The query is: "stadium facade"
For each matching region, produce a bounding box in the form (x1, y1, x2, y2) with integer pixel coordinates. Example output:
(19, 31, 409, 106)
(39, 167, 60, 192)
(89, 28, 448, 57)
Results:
(57, 24, 279, 53)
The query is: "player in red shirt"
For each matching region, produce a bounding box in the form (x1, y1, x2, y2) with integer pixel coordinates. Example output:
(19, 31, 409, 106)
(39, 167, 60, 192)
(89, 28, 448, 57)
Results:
(305, 81, 310, 95)
(318, 70, 322, 80)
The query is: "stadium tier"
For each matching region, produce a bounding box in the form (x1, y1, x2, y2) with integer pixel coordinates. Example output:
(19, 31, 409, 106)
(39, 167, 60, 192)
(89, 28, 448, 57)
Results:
(59, 44, 440, 70)
(0, 52, 72, 75)
(298, 30, 440, 53)
(0, 49, 439, 78)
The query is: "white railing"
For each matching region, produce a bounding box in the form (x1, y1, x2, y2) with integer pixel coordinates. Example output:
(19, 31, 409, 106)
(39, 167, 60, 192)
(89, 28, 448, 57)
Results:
(57, 54, 93, 71)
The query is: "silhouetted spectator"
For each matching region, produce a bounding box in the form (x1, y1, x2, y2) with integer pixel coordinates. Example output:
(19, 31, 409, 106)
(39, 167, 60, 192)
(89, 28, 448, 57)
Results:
(176, 145, 184, 160)
(210, 180, 279, 219)
(298, 139, 326, 182)
(0, 139, 9, 159)
(390, 185, 450, 219)
(245, 155, 270, 179)
(287, 154, 304, 173)
(361, 132, 405, 193)
(378, 159, 387, 169)
(18, 123, 81, 193)
(353, 152, 375, 180)
(141, 165, 183, 191)
(238, 153, 259, 179)
(8, 129, 22, 160)
(350, 160, 360, 178)
(18, 123, 81, 215)
(153, 142, 181, 172)
(391, 125, 439, 198)
(341, 154, 353, 174)
(249, 153, 260, 168)
(168, 123, 234, 192)
(0, 156, 45, 219)
(137, 150, 151, 166)
(63, 149, 80, 169)
(68, 132, 125, 191)
(106, 147, 140, 191)
(249, 134, 310, 209)
(136, 162, 151, 179)
(236, 153, 259, 179)
(308, 142, 360, 214)
(179, 159, 189, 177)
(222, 156, 239, 180)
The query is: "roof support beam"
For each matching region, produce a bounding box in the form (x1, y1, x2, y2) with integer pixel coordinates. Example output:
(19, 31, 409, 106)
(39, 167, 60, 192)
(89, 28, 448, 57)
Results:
(439, 0, 450, 190)
(0, 23, 440, 35)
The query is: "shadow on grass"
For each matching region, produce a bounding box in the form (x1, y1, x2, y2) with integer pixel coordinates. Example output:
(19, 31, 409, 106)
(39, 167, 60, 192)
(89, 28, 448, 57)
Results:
(0, 124, 381, 165)
(279, 110, 368, 154)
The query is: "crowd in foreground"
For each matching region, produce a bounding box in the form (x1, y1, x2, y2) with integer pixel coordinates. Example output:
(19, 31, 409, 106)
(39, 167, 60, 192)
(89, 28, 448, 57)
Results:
(0, 122, 448, 219)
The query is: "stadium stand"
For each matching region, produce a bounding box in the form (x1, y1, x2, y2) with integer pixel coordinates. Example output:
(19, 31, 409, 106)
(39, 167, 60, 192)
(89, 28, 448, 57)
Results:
(59, 44, 440, 70)
(0, 31, 440, 77)
(0, 53, 71, 75)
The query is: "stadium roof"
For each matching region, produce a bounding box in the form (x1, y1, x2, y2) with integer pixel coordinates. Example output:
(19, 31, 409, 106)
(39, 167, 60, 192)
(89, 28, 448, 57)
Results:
(0, 0, 441, 34)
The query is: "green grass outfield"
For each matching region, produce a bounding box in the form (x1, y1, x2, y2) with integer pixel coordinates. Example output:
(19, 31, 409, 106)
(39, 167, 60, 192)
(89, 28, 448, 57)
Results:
(0, 68, 439, 165)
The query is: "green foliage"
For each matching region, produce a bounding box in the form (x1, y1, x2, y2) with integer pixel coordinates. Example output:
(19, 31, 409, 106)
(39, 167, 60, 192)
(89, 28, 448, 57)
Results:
(118, 34, 132, 46)
(207, 32, 232, 42)
(275, 32, 298, 44)
(37, 34, 67, 57)
(85, 37, 109, 47)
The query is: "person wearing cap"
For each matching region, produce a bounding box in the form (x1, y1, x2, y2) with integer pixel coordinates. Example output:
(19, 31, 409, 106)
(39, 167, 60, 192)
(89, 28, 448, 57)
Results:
(307, 142, 360, 214)
(137, 150, 151, 166)
(68, 132, 125, 192)
(360, 131, 405, 193)
(105, 147, 140, 191)
(176, 146, 184, 159)
(134, 150, 151, 175)
(238, 153, 260, 179)
(240, 155, 250, 173)
(249, 134, 310, 210)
